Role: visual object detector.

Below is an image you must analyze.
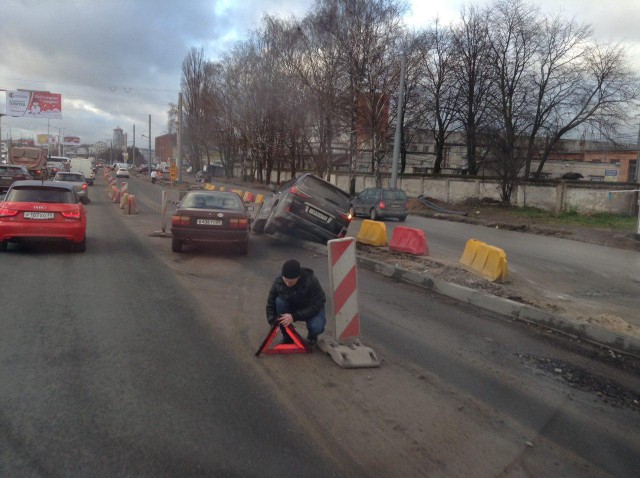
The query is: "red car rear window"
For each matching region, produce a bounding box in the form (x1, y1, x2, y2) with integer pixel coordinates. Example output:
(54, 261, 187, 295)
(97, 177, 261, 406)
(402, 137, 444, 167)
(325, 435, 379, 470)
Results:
(6, 186, 76, 204)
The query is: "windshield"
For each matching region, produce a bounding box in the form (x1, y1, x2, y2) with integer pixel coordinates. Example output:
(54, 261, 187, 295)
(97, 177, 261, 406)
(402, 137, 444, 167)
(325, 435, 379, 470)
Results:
(382, 190, 407, 201)
(182, 193, 241, 210)
(55, 173, 84, 181)
(6, 186, 76, 203)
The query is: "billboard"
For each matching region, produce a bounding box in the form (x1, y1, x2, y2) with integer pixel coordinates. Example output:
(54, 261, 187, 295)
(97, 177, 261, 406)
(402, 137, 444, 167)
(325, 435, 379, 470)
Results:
(6, 90, 62, 119)
(63, 136, 80, 145)
(37, 134, 50, 145)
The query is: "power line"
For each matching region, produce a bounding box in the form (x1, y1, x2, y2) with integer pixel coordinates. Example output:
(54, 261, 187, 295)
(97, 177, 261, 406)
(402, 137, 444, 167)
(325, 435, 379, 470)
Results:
(0, 75, 179, 93)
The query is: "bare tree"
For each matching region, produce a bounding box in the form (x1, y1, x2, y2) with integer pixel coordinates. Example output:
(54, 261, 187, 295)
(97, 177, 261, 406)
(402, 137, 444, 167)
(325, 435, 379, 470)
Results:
(418, 20, 461, 174)
(485, 0, 540, 203)
(451, 4, 493, 175)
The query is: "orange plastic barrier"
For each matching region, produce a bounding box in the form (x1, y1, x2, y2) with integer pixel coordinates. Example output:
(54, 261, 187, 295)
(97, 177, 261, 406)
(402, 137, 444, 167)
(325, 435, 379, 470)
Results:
(243, 191, 255, 202)
(127, 195, 138, 214)
(389, 226, 428, 256)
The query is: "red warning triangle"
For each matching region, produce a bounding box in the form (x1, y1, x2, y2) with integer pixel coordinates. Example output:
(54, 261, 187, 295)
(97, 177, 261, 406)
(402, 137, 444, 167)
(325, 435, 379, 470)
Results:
(255, 323, 311, 356)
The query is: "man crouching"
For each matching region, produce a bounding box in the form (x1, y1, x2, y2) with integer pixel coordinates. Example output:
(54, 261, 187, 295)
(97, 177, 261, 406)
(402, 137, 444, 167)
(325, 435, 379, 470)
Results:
(266, 259, 326, 346)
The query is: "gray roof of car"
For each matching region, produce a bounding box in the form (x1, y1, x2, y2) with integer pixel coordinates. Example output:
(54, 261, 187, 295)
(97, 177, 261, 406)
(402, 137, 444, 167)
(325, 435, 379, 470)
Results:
(9, 180, 74, 190)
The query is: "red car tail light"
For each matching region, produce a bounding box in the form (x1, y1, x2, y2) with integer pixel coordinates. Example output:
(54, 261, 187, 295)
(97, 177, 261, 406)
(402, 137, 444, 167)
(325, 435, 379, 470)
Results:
(230, 218, 249, 229)
(338, 210, 352, 222)
(172, 215, 190, 226)
(379, 201, 386, 209)
(82, 184, 88, 190)
(60, 210, 81, 220)
(0, 207, 19, 218)
(289, 186, 311, 200)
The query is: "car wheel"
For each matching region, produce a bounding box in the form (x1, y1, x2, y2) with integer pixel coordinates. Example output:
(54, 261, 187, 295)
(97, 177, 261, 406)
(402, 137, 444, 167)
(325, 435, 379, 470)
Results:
(252, 218, 266, 234)
(0, 240, 7, 252)
(81, 197, 90, 205)
(238, 241, 249, 255)
(349, 205, 356, 218)
(74, 237, 86, 253)
(369, 208, 378, 221)
(172, 237, 183, 253)
(399, 215, 407, 222)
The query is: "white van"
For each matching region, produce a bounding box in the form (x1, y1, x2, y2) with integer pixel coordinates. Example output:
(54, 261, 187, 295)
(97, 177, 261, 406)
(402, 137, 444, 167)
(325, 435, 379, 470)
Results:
(70, 157, 95, 185)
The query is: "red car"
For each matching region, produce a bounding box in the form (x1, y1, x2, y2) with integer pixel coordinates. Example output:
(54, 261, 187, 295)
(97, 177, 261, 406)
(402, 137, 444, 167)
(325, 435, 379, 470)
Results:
(0, 180, 87, 252)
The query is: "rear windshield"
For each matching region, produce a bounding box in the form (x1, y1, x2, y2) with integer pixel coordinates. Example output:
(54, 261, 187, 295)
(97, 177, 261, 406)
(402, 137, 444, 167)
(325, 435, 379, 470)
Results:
(299, 176, 349, 208)
(0, 165, 22, 173)
(56, 173, 84, 181)
(6, 186, 76, 204)
(182, 193, 241, 210)
(382, 190, 408, 201)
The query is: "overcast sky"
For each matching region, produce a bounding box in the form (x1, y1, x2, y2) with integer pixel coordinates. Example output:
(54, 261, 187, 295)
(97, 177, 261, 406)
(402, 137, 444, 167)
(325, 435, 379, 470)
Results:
(1, 0, 639, 147)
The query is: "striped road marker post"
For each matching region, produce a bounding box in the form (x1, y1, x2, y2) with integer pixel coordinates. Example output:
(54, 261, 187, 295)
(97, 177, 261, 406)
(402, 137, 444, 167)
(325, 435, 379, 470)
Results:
(328, 237, 360, 341)
(319, 237, 380, 368)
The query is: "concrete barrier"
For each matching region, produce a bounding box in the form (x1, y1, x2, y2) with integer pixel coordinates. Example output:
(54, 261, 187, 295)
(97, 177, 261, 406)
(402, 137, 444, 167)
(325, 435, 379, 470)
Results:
(356, 219, 387, 247)
(459, 239, 508, 282)
(389, 226, 428, 256)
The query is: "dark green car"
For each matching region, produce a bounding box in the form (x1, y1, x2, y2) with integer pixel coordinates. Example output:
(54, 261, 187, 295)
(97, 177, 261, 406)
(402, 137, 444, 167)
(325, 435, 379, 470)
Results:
(349, 188, 409, 221)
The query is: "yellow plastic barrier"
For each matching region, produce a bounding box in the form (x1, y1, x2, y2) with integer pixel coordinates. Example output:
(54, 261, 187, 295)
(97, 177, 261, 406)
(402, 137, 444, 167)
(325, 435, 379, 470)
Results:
(204, 183, 215, 191)
(255, 194, 264, 204)
(356, 219, 387, 247)
(459, 239, 508, 282)
(219, 187, 225, 192)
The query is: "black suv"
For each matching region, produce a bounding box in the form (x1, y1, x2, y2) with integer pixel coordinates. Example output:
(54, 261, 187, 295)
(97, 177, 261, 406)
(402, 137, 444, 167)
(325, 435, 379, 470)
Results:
(349, 188, 409, 221)
(252, 173, 352, 243)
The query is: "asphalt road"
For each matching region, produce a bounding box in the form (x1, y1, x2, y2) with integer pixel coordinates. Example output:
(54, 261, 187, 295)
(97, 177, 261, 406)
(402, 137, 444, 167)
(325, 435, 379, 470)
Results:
(2, 172, 639, 477)
(0, 183, 342, 476)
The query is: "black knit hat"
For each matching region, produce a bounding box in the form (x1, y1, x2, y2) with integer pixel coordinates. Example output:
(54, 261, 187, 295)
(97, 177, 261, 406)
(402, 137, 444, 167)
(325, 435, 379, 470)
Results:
(282, 259, 301, 279)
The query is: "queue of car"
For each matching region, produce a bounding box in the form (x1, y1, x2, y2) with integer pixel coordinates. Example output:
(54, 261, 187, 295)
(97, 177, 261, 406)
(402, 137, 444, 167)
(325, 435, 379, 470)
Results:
(2, 164, 409, 255)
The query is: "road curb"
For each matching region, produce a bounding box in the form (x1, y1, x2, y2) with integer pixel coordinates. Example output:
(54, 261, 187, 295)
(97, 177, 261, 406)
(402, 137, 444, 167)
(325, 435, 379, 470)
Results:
(281, 234, 640, 358)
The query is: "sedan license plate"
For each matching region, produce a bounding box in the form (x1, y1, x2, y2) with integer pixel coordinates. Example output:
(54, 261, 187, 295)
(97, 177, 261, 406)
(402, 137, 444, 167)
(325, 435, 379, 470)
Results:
(197, 219, 222, 226)
(1, 176, 12, 180)
(305, 205, 330, 222)
(24, 212, 55, 220)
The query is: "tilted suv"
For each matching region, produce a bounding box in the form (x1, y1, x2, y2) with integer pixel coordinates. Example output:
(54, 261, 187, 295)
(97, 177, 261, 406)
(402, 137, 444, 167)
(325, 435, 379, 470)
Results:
(349, 187, 409, 221)
(252, 173, 352, 243)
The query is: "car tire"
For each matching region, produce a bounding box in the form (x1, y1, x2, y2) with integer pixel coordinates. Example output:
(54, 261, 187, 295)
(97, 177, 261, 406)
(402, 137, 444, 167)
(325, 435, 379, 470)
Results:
(399, 215, 407, 222)
(252, 218, 266, 234)
(0, 240, 7, 252)
(81, 197, 90, 205)
(238, 241, 249, 255)
(74, 237, 86, 253)
(172, 237, 183, 253)
(349, 205, 356, 218)
(370, 208, 378, 221)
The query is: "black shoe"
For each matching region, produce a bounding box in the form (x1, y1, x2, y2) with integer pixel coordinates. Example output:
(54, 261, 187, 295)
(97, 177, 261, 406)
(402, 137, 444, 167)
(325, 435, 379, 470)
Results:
(305, 338, 317, 347)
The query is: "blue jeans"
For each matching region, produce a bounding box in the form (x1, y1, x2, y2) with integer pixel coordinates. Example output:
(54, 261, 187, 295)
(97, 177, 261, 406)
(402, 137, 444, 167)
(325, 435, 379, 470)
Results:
(275, 297, 326, 340)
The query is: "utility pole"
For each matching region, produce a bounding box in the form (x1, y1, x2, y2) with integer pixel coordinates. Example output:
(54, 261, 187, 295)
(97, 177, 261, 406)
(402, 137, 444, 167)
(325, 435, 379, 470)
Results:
(177, 92, 183, 182)
(148, 114, 152, 177)
(132, 124, 135, 167)
(391, 56, 406, 189)
(0, 113, 5, 159)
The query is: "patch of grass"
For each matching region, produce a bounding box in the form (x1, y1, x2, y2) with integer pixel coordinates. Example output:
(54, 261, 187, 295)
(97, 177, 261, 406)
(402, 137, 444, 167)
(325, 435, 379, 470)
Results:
(503, 206, 636, 230)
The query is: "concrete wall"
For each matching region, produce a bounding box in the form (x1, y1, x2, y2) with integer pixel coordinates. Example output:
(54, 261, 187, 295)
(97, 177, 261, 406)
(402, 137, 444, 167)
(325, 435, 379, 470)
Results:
(330, 173, 638, 215)
(233, 166, 637, 215)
